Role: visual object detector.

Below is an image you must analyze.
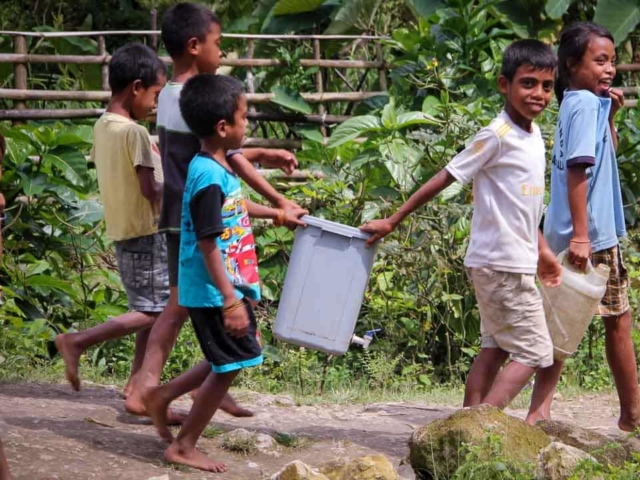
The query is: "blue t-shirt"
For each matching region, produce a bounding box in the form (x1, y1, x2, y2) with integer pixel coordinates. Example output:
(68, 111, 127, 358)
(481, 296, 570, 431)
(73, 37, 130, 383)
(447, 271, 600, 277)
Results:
(178, 153, 261, 308)
(544, 90, 626, 254)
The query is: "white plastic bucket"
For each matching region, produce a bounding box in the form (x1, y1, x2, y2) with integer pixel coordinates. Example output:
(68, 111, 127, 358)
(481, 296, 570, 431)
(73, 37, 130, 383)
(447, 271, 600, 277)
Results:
(274, 216, 378, 355)
(540, 250, 610, 360)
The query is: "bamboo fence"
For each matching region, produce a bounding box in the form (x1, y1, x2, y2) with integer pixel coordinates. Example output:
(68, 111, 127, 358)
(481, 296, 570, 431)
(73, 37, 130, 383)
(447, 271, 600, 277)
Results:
(0, 29, 391, 150)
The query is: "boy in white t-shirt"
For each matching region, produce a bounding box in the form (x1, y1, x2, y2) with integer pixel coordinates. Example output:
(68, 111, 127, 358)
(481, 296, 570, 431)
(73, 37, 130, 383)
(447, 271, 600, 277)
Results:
(361, 40, 562, 410)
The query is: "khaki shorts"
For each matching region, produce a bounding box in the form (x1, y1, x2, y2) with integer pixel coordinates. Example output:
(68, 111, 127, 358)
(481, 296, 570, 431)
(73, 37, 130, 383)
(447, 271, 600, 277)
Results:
(592, 245, 629, 317)
(468, 267, 554, 369)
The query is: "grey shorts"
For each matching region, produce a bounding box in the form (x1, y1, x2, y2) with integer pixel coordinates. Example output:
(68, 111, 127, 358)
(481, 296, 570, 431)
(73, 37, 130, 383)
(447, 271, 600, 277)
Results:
(115, 233, 170, 313)
(166, 232, 180, 288)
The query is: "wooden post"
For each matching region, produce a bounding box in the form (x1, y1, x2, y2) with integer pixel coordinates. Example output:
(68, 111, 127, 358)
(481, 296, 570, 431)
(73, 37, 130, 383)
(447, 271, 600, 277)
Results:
(13, 35, 27, 113)
(98, 36, 109, 92)
(149, 10, 158, 51)
(313, 39, 326, 137)
(246, 39, 259, 136)
(375, 42, 387, 91)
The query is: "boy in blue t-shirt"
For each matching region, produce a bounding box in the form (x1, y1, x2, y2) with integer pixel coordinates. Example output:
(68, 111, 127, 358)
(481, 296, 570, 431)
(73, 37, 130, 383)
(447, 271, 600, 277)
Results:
(145, 74, 306, 473)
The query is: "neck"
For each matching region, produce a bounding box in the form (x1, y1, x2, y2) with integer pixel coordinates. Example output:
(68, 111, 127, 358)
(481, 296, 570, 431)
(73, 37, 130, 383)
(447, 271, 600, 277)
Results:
(106, 94, 133, 120)
(504, 104, 533, 133)
(201, 138, 231, 170)
(171, 57, 199, 83)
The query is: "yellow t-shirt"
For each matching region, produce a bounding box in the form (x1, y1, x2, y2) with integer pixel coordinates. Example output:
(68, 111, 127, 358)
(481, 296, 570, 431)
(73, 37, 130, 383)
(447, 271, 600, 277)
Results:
(92, 113, 163, 241)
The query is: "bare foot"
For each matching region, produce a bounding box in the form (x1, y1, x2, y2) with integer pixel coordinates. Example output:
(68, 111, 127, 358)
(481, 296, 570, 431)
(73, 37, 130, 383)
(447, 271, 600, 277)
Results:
(54, 334, 81, 391)
(125, 390, 187, 428)
(219, 394, 254, 418)
(164, 442, 228, 473)
(143, 386, 177, 442)
(525, 412, 549, 426)
(618, 415, 640, 432)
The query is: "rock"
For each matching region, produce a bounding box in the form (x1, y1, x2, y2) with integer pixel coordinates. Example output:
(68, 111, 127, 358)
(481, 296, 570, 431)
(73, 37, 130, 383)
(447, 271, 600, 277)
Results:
(408, 404, 550, 479)
(225, 428, 280, 455)
(255, 394, 296, 407)
(270, 460, 329, 480)
(538, 420, 628, 466)
(537, 442, 597, 480)
(321, 454, 399, 480)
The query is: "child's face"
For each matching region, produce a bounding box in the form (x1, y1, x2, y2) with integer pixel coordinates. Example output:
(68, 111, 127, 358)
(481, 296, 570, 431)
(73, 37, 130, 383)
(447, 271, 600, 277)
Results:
(131, 73, 167, 121)
(194, 23, 223, 75)
(499, 65, 555, 121)
(225, 95, 249, 149)
(568, 35, 616, 97)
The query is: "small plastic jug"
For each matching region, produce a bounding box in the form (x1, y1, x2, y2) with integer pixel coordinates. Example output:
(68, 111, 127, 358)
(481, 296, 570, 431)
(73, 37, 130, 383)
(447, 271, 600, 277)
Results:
(540, 250, 610, 361)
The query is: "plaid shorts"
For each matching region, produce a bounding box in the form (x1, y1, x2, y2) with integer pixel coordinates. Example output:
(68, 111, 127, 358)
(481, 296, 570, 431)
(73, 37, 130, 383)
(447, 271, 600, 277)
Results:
(592, 245, 629, 317)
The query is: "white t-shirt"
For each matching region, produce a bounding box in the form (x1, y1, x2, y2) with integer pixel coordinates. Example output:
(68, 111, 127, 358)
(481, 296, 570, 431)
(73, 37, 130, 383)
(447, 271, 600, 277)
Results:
(445, 111, 546, 274)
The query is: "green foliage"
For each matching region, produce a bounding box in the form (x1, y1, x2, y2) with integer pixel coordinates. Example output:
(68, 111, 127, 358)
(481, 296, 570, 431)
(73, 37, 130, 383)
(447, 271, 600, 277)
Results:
(452, 434, 535, 479)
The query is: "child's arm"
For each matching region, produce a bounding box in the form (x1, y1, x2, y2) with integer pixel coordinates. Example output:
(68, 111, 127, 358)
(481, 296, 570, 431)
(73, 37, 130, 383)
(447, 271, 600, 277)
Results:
(245, 200, 308, 229)
(360, 169, 456, 246)
(227, 153, 300, 210)
(608, 88, 624, 151)
(567, 165, 591, 270)
(199, 237, 249, 337)
(136, 166, 162, 205)
(240, 148, 298, 175)
(537, 231, 562, 287)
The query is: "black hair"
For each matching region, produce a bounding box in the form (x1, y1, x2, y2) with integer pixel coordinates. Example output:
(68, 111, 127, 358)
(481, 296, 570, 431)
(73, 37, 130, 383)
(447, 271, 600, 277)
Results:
(556, 22, 614, 103)
(108, 43, 167, 93)
(161, 3, 221, 59)
(501, 39, 557, 82)
(180, 74, 245, 139)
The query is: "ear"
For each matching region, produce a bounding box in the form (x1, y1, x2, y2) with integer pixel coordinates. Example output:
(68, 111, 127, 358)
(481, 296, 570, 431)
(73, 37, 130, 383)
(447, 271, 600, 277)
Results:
(131, 79, 143, 96)
(215, 119, 227, 138)
(497, 75, 509, 95)
(186, 37, 200, 55)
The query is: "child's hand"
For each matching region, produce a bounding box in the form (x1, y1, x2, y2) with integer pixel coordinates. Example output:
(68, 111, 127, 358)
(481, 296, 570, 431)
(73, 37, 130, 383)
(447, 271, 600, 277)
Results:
(281, 207, 308, 230)
(264, 149, 298, 175)
(360, 218, 396, 247)
(223, 303, 250, 338)
(608, 88, 624, 118)
(276, 198, 302, 212)
(538, 248, 562, 287)
(568, 238, 591, 272)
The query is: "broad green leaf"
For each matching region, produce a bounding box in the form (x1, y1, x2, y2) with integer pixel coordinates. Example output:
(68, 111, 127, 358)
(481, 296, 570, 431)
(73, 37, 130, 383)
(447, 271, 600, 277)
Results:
(405, 0, 445, 19)
(296, 127, 325, 143)
(18, 172, 47, 197)
(594, 0, 640, 45)
(396, 111, 440, 129)
(272, 0, 325, 15)
(362, 201, 382, 223)
(270, 86, 312, 114)
(327, 115, 382, 148)
(440, 181, 463, 201)
(379, 139, 422, 191)
(422, 96, 441, 115)
(68, 200, 104, 226)
(54, 125, 93, 146)
(381, 98, 397, 129)
(43, 150, 87, 186)
(325, 0, 383, 34)
(545, 0, 575, 19)
(26, 275, 76, 297)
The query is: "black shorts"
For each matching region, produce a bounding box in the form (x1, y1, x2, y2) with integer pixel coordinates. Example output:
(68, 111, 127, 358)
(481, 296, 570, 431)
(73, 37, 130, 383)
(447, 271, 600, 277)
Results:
(189, 300, 263, 373)
(166, 232, 180, 288)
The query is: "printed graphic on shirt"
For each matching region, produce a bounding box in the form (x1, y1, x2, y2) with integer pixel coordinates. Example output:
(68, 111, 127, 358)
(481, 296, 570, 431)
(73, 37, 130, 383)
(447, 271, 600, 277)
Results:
(220, 192, 260, 289)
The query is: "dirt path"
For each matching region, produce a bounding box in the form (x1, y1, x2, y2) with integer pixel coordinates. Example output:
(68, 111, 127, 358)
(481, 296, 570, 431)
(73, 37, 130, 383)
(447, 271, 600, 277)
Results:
(0, 382, 626, 479)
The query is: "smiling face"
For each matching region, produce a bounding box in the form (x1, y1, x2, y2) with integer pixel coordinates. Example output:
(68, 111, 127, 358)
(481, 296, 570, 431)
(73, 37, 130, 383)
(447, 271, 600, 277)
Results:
(568, 35, 616, 97)
(499, 64, 555, 126)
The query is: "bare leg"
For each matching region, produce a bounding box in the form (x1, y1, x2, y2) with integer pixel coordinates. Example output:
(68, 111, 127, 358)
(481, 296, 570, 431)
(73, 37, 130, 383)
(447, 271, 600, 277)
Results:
(55, 311, 156, 391)
(164, 370, 238, 473)
(125, 288, 189, 415)
(144, 360, 211, 442)
(191, 388, 254, 417)
(0, 438, 13, 480)
(526, 360, 564, 425)
(604, 311, 640, 432)
(124, 327, 152, 398)
(482, 360, 537, 409)
(463, 348, 509, 407)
